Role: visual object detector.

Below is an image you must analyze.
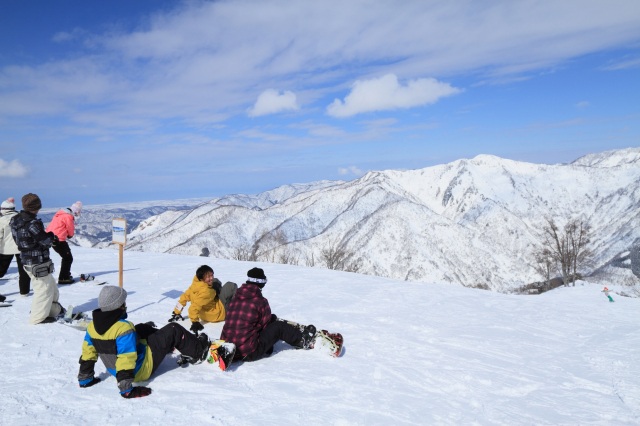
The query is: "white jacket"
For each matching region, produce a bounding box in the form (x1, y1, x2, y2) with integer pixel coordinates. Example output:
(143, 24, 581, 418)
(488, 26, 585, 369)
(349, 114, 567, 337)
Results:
(0, 210, 19, 255)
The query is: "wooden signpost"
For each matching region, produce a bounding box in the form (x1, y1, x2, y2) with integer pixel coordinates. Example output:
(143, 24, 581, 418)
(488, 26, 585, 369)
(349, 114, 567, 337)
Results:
(112, 218, 127, 287)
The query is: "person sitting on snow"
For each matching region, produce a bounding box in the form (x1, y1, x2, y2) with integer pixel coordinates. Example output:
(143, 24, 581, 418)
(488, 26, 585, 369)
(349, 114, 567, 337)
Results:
(78, 285, 212, 399)
(220, 267, 317, 362)
(168, 264, 237, 333)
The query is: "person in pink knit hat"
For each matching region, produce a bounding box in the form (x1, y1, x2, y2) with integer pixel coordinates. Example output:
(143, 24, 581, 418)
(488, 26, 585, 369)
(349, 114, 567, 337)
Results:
(46, 201, 82, 284)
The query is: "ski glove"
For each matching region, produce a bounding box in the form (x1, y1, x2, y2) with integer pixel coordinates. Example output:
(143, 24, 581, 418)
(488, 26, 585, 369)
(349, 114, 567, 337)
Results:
(135, 321, 158, 339)
(121, 386, 152, 399)
(168, 312, 183, 322)
(79, 377, 101, 388)
(190, 321, 204, 333)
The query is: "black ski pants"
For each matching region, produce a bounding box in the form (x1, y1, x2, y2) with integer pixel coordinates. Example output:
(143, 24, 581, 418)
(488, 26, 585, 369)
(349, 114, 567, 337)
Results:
(52, 241, 73, 280)
(147, 323, 203, 374)
(0, 253, 31, 295)
(242, 320, 302, 362)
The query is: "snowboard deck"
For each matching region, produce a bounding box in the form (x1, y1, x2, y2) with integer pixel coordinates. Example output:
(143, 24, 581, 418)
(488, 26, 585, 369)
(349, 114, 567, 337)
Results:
(176, 340, 236, 371)
(58, 305, 91, 330)
(207, 340, 236, 371)
(77, 276, 107, 285)
(278, 318, 344, 357)
(62, 274, 106, 285)
(315, 329, 344, 357)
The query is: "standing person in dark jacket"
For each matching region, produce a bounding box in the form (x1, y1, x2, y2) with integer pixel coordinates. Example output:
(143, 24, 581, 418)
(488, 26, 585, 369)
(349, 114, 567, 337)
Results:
(78, 285, 212, 398)
(9, 193, 65, 324)
(221, 267, 317, 362)
(46, 201, 82, 284)
(0, 197, 31, 299)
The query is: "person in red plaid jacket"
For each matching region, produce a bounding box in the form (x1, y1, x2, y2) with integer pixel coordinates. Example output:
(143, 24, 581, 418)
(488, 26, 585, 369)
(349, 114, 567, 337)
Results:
(220, 267, 317, 362)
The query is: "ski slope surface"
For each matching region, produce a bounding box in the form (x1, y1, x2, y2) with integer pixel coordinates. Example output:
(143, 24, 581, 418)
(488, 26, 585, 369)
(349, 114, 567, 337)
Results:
(0, 247, 638, 425)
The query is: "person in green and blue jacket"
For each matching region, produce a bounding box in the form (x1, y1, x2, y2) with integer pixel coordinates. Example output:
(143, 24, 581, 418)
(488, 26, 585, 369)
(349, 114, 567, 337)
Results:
(77, 285, 211, 398)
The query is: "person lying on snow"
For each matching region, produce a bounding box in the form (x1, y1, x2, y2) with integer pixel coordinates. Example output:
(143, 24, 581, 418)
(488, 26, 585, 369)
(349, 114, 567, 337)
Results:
(77, 285, 212, 398)
(168, 264, 237, 334)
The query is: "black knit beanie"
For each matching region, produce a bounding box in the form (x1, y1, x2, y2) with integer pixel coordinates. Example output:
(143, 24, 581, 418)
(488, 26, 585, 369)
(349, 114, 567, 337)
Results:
(247, 267, 267, 287)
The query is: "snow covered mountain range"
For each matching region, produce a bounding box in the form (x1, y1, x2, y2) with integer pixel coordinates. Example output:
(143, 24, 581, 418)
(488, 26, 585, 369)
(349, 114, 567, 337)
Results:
(47, 147, 640, 291)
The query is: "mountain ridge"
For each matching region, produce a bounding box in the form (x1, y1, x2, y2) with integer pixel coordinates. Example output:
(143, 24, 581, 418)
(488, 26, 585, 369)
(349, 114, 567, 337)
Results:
(47, 147, 640, 291)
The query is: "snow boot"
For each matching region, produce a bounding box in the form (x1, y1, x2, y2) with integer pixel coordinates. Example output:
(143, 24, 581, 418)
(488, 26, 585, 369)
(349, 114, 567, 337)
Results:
(298, 324, 317, 349)
(191, 333, 211, 364)
(177, 332, 211, 366)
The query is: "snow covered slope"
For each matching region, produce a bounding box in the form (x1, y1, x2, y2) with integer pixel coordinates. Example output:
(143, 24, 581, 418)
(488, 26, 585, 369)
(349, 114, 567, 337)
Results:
(0, 247, 638, 424)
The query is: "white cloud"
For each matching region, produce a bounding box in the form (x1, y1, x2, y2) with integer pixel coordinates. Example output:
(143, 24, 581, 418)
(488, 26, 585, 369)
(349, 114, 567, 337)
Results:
(327, 74, 461, 118)
(338, 165, 364, 176)
(248, 89, 299, 117)
(1, 1, 638, 125)
(601, 56, 640, 71)
(0, 158, 29, 178)
(576, 101, 590, 108)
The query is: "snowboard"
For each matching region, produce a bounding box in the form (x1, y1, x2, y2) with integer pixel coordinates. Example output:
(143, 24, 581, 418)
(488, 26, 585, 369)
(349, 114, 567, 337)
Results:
(207, 339, 236, 371)
(176, 340, 236, 371)
(0, 303, 12, 308)
(314, 329, 344, 357)
(278, 318, 344, 357)
(57, 305, 91, 330)
(77, 274, 107, 285)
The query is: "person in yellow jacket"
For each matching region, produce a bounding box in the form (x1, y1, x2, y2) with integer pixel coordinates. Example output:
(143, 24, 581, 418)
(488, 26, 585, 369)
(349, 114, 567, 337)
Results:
(168, 265, 237, 333)
(78, 285, 212, 398)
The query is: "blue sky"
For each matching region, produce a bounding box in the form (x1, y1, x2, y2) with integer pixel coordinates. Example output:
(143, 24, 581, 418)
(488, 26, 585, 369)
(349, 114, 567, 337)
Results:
(1, 0, 639, 207)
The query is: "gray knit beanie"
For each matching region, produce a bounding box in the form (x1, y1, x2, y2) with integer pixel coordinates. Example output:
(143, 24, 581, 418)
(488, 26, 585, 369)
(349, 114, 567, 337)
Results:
(98, 285, 127, 311)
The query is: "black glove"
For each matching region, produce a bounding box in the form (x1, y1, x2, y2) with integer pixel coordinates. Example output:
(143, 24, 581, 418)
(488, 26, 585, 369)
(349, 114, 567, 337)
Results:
(135, 322, 158, 339)
(270, 314, 278, 323)
(168, 312, 183, 323)
(79, 377, 101, 388)
(121, 386, 152, 399)
(190, 321, 204, 333)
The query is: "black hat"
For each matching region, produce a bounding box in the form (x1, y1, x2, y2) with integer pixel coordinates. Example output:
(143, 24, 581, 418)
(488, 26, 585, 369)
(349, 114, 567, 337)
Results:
(247, 267, 267, 287)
